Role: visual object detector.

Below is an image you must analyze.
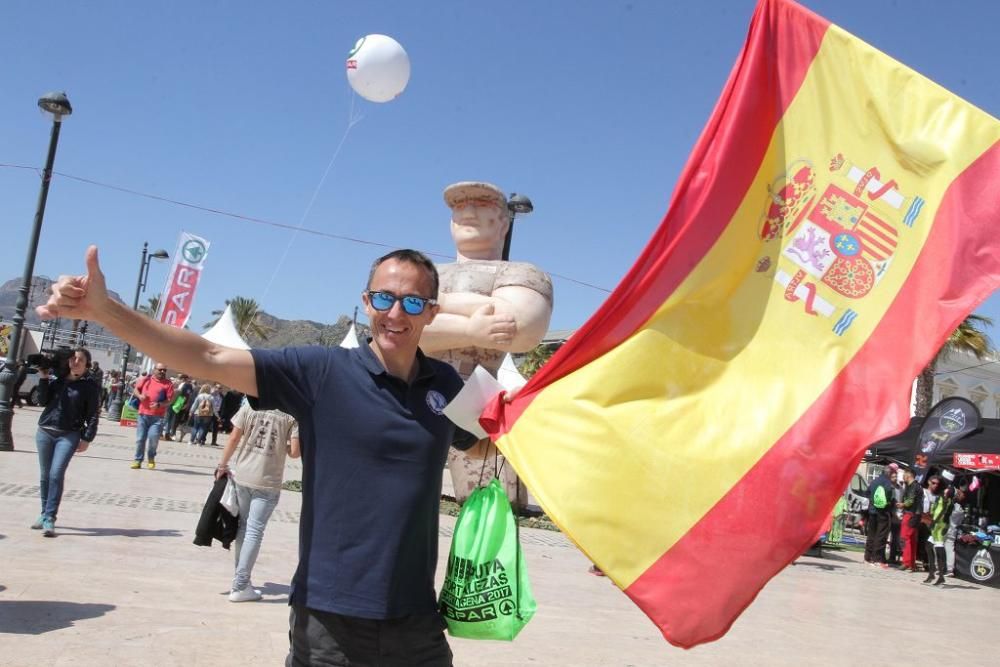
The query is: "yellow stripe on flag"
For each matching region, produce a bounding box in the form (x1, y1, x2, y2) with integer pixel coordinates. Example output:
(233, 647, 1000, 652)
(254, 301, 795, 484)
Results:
(498, 25, 1000, 587)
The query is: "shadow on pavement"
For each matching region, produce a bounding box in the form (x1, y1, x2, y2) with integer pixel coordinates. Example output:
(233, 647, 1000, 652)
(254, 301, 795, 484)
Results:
(805, 550, 856, 563)
(54, 526, 183, 538)
(793, 560, 845, 572)
(0, 600, 115, 635)
(938, 582, 981, 590)
(158, 468, 213, 477)
(259, 581, 291, 596)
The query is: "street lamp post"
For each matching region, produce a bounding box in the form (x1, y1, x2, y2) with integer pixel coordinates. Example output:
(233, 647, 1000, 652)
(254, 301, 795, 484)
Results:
(0, 92, 73, 452)
(107, 242, 169, 421)
(502, 192, 534, 261)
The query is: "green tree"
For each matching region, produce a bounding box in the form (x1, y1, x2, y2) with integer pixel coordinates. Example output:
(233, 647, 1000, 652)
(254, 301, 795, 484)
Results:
(914, 314, 994, 417)
(517, 344, 557, 379)
(204, 296, 271, 341)
(139, 294, 160, 318)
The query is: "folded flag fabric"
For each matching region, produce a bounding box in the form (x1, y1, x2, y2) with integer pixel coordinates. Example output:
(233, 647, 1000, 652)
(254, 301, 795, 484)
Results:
(481, 0, 1000, 649)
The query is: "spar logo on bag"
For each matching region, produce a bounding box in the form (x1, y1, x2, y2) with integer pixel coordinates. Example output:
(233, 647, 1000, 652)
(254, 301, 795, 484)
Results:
(439, 556, 514, 622)
(970, 549, 995, 582)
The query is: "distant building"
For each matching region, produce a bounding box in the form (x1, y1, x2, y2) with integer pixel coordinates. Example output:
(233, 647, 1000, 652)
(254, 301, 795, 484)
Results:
(923, 348, 1000, 417)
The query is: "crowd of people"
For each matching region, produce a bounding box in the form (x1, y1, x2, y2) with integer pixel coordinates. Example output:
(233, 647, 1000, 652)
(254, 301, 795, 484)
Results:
(26, 350, 247, 527)
(863, 462, 970, 585)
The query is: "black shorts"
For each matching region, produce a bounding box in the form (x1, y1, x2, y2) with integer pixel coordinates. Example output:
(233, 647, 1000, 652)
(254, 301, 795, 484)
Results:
(286, 604, 453, 667)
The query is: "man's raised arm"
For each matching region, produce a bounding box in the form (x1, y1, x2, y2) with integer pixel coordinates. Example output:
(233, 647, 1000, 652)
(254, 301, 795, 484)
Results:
(37, 246, 258, 397)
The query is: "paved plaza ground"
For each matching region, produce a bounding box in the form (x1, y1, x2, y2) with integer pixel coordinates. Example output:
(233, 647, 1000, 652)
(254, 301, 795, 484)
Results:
(1, 406, 997, 666)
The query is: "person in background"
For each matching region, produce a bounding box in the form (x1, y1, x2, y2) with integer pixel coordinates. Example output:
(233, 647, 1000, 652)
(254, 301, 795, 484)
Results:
(32, 348, 100, 537)
(163, 373, 193, 441)
(220, 389, 244, 433)
(209, 383, 224, 446)
(215, 404, 300, 601)
(105, 370, 121, 410)
(898, 467, 924, 573)
(888, 466, 904, 565)
(864, 463, 896, 568)
(190, 384, 216, 446)
(945, 486, 967, 575)
(922, 476, 952, 586)
(131, 363, 174, 469)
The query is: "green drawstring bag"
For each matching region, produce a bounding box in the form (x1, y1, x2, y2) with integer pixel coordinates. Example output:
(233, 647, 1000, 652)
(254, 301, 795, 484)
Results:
(439, 478, 536, 640)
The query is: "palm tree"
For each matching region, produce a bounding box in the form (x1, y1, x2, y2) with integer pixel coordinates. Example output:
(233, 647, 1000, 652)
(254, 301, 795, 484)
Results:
(139, 294, 161, 319)
(914, 314, 994, 417)
(204, 296, 271, 341)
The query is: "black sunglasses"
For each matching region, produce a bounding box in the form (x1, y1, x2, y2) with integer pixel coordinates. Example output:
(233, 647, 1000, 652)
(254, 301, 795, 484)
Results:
(366, 290, 437, 316)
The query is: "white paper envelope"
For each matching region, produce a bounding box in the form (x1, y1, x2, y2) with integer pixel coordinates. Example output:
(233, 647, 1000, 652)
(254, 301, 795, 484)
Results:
(442, 365, 505, 439)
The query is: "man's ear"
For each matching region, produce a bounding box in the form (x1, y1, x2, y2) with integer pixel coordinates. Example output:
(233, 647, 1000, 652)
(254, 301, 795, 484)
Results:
(426, 303, 440, 324)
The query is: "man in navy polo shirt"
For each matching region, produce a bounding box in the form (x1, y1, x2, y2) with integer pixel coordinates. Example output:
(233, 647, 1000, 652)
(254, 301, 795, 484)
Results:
(38, 246, 480, 666)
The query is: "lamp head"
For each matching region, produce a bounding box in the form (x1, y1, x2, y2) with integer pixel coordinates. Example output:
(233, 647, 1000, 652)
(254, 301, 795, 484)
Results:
(508, 193, 533, 216)
(38, 91, 72, 118)
(150, 249, 170, 260)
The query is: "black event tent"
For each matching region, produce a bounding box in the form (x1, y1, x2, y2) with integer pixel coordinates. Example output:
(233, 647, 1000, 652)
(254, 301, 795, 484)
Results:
(867, 417, 1000, 467)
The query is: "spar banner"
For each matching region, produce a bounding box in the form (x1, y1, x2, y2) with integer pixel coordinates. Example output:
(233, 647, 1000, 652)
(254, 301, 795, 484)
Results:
(953, 453, 1000, 471)
(158, 232, 211, 329)
(914, 397, 981, 481)
(480, 0, 1000, 649)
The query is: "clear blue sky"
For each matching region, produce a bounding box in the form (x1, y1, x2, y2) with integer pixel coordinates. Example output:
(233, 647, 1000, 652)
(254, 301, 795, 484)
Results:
(3, 0, 1000, 337)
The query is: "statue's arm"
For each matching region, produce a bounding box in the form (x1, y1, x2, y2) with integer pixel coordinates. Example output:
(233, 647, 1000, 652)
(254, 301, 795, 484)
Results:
(420, 285, 552, 354)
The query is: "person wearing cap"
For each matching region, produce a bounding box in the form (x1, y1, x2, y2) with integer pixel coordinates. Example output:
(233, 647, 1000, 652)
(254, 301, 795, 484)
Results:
(863, 463, 896, 568)
(420, 181, 553, 508)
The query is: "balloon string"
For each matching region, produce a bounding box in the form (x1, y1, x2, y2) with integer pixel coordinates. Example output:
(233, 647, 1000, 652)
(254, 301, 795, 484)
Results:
(241, 90, 364, 340)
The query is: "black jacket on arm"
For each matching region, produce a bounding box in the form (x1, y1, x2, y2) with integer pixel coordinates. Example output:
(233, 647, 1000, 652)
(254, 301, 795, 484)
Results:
(193, 476, 238, 549)
(36, 375, 100, 442)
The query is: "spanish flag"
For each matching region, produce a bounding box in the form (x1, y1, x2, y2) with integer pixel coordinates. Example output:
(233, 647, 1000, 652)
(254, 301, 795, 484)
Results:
(481, 0, 1000, 649)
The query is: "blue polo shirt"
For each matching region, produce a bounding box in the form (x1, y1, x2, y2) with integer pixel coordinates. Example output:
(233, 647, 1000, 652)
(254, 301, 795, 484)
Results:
(250, 342, 470, 619)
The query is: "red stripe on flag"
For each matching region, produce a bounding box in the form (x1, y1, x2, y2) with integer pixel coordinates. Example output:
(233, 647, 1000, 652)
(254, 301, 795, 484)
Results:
(856, 231, 893, 260)
(863, 212, 896, 238)
(481, 0, 830, 439)
(624, 138, 1000, 649)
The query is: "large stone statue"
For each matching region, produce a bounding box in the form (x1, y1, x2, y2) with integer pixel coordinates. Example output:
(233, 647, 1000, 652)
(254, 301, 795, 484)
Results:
(420, 182, 553, 508)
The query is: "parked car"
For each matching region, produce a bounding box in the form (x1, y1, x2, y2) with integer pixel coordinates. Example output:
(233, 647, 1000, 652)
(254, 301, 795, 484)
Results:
(844, 471, 869, 529)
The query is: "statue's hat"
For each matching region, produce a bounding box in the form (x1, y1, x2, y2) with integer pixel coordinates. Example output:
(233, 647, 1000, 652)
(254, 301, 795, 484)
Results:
(443, 181, 506, 211)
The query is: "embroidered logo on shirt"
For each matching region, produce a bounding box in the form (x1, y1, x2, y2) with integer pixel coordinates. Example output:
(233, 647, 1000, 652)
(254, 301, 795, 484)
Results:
(426, 390, 448, 415)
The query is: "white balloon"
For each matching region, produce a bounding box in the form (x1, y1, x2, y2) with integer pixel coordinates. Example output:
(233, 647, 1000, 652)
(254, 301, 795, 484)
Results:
(346, 34, 411, 103)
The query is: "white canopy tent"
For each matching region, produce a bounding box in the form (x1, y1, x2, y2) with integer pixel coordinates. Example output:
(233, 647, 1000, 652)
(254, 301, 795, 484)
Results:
(201, 305, 252, 350)
(340, 323, 360, 349)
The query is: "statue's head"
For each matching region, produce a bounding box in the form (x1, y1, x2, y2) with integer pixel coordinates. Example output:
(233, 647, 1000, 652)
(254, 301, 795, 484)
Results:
(444, 181, 509, 259)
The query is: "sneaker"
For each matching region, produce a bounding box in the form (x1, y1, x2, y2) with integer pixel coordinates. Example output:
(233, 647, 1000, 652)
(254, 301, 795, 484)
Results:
(162, 434, 173, 441)
(228, 586, 262, 603)
(933, 575, 946, 586)
(147, 461, 156, 470)
(42, 518, 55, 537)
(30, 514, 45, 530)
(130, 461, 141, 469)
(878, 563, 889, 570)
